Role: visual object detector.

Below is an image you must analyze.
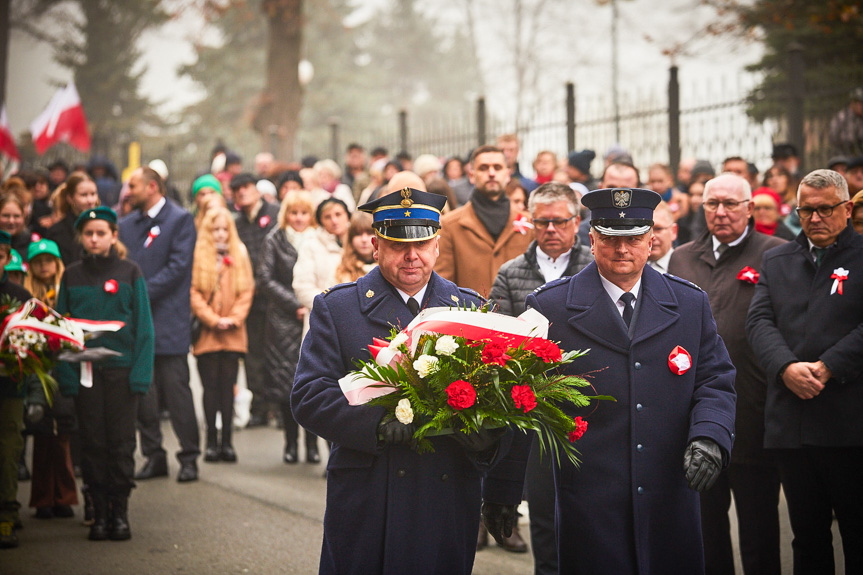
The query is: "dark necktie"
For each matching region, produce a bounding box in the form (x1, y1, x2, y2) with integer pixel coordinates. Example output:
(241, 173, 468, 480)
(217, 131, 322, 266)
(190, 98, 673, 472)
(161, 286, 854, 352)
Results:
(407, 297, 420, 316)
(813, 247, 826, 268)
(619, 292, 635, 327)
(716, 243, 729, 259)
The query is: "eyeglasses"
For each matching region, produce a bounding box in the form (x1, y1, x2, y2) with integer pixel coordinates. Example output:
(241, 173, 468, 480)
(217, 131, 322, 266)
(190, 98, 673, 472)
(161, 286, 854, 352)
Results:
(796, 200, 848, 220)
(703, 199, 750, 212)
(533, 217, 574, 229)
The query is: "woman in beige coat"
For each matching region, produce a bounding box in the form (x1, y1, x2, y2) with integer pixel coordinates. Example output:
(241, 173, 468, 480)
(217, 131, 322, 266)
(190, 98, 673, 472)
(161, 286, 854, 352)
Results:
(191, 207, 254, 463)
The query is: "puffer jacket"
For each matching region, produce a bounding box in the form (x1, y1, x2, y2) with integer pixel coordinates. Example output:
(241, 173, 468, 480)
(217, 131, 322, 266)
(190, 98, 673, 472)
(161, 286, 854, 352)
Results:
(258, 227, 303, 404)
(489, 240, 593, 317)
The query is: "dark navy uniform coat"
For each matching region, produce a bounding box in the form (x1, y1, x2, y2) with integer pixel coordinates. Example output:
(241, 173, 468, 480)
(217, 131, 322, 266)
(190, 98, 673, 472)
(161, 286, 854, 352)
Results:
(524, 262, 736, 575)
(292, 267, 494, 575)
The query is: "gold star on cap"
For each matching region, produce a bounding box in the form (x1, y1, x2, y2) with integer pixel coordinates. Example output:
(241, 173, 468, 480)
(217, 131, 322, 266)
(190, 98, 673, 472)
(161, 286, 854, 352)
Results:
(404, 210, 411, 217)
(450, 295, 459, 303)
(366, 290, 374, 298)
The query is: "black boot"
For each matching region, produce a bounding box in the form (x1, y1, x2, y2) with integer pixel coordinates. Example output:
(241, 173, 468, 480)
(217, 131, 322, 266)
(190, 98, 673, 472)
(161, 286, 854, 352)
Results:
(88, 493, 109, 541)
(204, 427, 219, 462)
(108, 496, 131, 541)
(82, 485, 95, 526)
(282, 402, 298, 464)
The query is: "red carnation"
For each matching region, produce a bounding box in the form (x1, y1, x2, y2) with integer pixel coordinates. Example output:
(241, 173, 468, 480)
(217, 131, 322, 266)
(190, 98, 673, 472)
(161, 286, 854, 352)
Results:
(104, 279, 118, 294)
(31, 305, 47, 320)
(569, 416, 588, 442)
(47, 336, 61, 353)
(527, 338, 562, 363)
(511, 385, 537, 413)
(446, 380, 476, 410)
(481, 342, 511, 366)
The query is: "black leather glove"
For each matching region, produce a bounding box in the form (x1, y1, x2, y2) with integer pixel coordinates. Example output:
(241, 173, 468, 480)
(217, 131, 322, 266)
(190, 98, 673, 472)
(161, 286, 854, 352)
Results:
(26, 404, 45, 425)
(451, 426, 506, 452)
(683, 438, 723, 492)
(481, 501, 518, 545)
(377, 416, 415, 445)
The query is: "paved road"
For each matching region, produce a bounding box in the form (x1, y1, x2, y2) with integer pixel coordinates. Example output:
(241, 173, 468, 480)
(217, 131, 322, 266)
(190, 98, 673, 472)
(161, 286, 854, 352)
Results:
(5, 360, 845, 574)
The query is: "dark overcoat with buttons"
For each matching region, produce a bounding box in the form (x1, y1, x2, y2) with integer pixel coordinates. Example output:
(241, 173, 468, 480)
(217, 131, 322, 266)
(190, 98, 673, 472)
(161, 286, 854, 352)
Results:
(292, 266, 499, 575)
(524, 262, 736, 575)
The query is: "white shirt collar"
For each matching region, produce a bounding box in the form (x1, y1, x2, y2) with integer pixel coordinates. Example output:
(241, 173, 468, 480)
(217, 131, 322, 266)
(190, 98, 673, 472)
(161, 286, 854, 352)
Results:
(536, 246, 572, 282)
(711, 226, 748, 259)
(598, 272, 642, 318)
(147, 196, 167, 219)
(396, 283, 429, 307)
(647, 248, 673, 274)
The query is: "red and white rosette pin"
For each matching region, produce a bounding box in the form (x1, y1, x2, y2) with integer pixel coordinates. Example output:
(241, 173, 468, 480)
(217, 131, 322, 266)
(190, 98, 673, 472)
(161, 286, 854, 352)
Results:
(512, 214, 534, 235)
(104, 279, 118, 294)
(259, 215, 271, 228)
(144, 225, 160, 248)
(831, 267, 848, 295)
(668, 345, 692, 376)
(736, 266, 759, 284)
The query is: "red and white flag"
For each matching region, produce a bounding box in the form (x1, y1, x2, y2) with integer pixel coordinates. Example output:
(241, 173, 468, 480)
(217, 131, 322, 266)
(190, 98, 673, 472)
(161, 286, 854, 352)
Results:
(29, 83, 91, 154)
(0, 106, 20, 162)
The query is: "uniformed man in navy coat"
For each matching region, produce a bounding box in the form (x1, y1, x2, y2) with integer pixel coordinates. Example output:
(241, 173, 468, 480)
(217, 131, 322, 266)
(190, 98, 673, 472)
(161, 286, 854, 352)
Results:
(483, 188, 737, 574)
(292, 188, 512, 575)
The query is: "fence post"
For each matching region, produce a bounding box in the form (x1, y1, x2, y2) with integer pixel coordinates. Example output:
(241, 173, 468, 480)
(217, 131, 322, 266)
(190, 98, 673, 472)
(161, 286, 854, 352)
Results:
(787, 42, 805, 171)
(477, 97, 486, 146)
(668, 65, 681, 176)
(329, 120, 339, 163)
(399, 109, 408, 153)
(566, 82, 576, 152)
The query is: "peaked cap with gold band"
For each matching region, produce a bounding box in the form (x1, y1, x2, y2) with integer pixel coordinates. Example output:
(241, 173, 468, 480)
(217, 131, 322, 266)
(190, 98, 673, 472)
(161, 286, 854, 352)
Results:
(582, 187, 661, 236)
(358, 187, 446, 242)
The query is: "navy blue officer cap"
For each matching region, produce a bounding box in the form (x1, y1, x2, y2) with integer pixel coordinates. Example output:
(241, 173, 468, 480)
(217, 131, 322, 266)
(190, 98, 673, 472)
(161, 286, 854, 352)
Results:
(582, 187, 661, 236)
(358, 187, 446, 242)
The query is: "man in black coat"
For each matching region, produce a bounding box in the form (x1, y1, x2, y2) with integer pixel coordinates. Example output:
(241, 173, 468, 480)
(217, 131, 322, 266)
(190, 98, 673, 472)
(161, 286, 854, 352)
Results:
(747, 169, 863, 574)
(232, 173, 280, 428)
(488, 182, 592, 571)
(292, 188, 513, 574)
(669, 173, 786, 575)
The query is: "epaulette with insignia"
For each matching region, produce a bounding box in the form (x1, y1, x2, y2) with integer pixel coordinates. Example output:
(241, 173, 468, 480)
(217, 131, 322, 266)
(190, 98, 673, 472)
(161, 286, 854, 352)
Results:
(457, 286, 485, 303)
(533, 276, 570, 295)
(664, 273, 704, 292)
(321, 282, 356, 297)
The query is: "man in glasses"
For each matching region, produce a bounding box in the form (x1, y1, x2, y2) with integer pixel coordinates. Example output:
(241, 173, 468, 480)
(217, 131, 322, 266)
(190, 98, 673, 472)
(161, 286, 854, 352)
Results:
(488, 182, 592, 571)
(669, 173, 786, 575)
(747, 169, 863, 574)
(483, 187, 736, 574)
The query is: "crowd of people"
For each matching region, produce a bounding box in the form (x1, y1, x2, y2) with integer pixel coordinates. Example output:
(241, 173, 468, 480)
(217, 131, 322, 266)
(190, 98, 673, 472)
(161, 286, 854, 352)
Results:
(0, 131, 860, 575)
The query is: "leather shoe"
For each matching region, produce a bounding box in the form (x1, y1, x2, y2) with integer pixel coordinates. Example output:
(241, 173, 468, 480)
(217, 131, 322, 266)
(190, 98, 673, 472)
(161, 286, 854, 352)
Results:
(177, 463, 198, 483)
(496, 524, 528, 553)
(306, 445, 320, 464)
(204, 447, 220, 462)
(134, 456, 168, 480)
(283, 444, 298, 464)
(477, 522, 489, 551)
(53, 505, 74, 518)
(219, 446, 237, 463)
(35, 507, 53, 519)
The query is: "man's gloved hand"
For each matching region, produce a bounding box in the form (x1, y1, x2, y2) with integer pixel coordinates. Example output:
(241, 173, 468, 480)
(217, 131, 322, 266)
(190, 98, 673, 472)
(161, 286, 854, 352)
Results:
(377, 416, 415, 445)
(481, 501, 518, 545)
(25, 404, 45, 425)
(451, 426, 506, 452)
(683, 438, 723, 492)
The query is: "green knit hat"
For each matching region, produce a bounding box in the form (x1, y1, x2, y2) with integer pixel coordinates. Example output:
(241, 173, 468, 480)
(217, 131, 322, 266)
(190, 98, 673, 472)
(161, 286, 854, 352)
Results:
(75, 206, 118, 231)
(192, 174, 223, 197)
(28, 239, 62, 261)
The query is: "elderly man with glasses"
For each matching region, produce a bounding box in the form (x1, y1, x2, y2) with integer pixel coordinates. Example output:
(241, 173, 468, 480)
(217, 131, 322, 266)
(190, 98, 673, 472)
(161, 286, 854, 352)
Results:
(747, 169, 863, 574)
(669, 173, 787, 575)
(487, 181, 593, 572)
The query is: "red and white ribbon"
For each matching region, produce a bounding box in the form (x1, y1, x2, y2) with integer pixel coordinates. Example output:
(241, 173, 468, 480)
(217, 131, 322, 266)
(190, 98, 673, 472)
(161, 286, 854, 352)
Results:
(831, 267, 849, 295)
(668, 345, 692, 376)
(144, 225, 160, 248)
(512, 214, 534, 235)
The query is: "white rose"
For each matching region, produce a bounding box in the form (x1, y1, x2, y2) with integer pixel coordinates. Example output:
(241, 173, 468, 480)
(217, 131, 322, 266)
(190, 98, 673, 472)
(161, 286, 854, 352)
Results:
(395, 398, 414, 424)
(413, 354, 439, 378)
(389, 332, 409, 350)
(434, 335, 459, 356)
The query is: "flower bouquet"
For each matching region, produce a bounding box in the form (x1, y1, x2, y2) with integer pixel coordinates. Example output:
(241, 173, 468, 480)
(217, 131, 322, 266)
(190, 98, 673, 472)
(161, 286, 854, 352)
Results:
(0, 296, 123, 404)
(339, 304, 614, 466)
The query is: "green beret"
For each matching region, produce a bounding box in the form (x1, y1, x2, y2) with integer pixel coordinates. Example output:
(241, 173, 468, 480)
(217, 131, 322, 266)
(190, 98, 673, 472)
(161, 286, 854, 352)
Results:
(28, 239, 62, 261)
(75, 206, 118, 230)
(192, 174, 223, 197)
(5, 249, 25, 273)
(0, 230, 10, 246)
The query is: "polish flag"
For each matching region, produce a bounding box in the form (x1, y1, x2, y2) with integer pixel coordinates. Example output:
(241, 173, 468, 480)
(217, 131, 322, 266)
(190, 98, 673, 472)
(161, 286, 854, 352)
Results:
(29, 83, 91, 154)
(0, 106, 19, 162)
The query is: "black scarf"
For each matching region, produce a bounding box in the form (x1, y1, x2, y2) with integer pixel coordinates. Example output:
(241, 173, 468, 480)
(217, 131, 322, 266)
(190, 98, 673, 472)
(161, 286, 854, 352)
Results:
(469, 188, 510, 241)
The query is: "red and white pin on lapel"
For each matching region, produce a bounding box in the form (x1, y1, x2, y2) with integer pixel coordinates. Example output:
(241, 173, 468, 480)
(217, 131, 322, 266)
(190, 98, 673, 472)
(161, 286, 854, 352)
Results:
(144, 225, 160, 248)
(512, 214, 534, 235)
(831, 267, 848, 295)
(668, 345, 692, 376)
